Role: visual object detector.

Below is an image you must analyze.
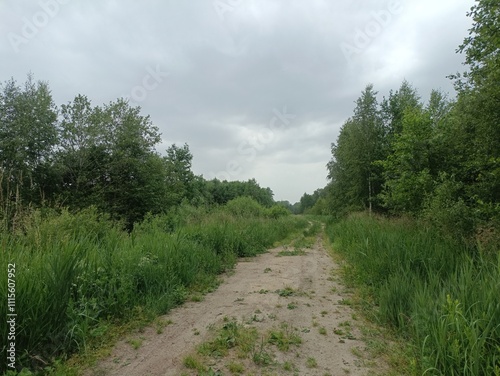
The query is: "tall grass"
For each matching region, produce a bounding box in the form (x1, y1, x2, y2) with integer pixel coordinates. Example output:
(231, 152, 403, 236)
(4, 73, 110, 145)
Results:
(0, 200, 307, 374)
(327, 214, 500, 375)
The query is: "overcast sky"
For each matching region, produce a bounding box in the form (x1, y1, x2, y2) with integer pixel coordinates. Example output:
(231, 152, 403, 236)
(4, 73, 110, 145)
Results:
(1, 0, 474, 203)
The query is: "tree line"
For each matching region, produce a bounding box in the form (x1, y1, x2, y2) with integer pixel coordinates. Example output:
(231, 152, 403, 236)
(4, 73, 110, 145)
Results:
(0, 79, 276, 230)
(322, 0, 499, 245)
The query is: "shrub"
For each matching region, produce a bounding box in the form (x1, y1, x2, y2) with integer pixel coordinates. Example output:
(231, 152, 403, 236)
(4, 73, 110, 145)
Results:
(266, 205, 290, 219)
(224, 196, 267, 217)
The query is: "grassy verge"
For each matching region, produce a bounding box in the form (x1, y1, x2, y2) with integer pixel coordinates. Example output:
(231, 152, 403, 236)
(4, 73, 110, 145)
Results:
(0, 199, 308, 375)
(326, 214, 500, 376)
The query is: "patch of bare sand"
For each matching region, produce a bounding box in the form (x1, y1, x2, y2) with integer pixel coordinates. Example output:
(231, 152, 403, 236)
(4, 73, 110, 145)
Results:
(87, 234, 381, 376)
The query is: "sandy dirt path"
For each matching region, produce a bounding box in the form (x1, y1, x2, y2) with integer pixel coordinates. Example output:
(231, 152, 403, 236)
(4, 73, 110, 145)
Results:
(88, 231, 379, 376)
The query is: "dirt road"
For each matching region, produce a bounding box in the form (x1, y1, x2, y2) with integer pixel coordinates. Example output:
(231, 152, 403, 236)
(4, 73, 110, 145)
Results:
(88, 231, 380, 376)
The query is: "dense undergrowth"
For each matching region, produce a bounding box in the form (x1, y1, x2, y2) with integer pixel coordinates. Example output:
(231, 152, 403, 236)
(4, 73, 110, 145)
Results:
(0, 197, 306, 375)
(327, 214, 500, 376)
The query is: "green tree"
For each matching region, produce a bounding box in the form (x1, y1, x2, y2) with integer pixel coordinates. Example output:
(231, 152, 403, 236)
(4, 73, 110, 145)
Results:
(163, 143, 195, 207)
(449, 0, 500, 223)
(380, 88, 457, 215)
(380, 107, 435, 213)
(327, 84, 385, 214)
(297, 188, 324, 214)
(381, 80, 422, 139)
(242, 178, 274, 207)
(456, 0, 500, 89)
(204, 178, 274, 207)
(99, 99, 163, 227)
(56, 97, 165, 228)
(299, 192, 315, 214)
(56, 95, 108, 208)
(0, 75, 58, 227)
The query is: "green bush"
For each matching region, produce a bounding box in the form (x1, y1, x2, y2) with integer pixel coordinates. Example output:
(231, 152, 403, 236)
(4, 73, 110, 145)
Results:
(224, 196, 267, 217)
(266, 205, 290, 219)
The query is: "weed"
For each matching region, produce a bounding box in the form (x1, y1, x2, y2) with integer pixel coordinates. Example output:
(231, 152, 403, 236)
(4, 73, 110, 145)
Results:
(338, 298, 352, 306)
(319, 327, 327, 335)
(351, 347, 363, 358)
(127, 338, 143, 350)
(191, 294, 204, 302)
(277, 248, 307, 257)
(252, 337, 273, 366)
(306, 357, 318, 368)
(283, 361, 295, 371)
(227, 361, 245, 374)
(268, 323, 302, 352)
(276, 286, 297, 297)
(154, 318, 173, 334)
(198, 320, 258, 361)
(334, 324, 355, 340)
(303, 221, 321, 238)
(247, 314, 263, 323)
(183, 354, 206, 371)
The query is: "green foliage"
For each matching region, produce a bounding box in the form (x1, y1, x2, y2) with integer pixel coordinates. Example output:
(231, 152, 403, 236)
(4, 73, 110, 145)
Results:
(266, 204, 290, 219)
(0, 75, 282, 233)
(456, 0, 500, 89)
(204, 178, 275, 207)
(380, 80, 422, 138)
(380, 106, 437, 213)
(327, 84, 386, 215)
(296, 188, 326, 214)
(198, 320, 258, 358)
(267, 323, 302, 351)
(163, 143, 196, 207)
(0, 74, 58, 228)
(327, 215, 500, 375)
(326, 76, 498, 245)
(0, 204, 307, 374)
(56, 95, 164, 228)
(224, 196, 267, 217)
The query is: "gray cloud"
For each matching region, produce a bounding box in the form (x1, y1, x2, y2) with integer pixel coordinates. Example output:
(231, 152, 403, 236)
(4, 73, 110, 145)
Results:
(1, 0, 473, 202)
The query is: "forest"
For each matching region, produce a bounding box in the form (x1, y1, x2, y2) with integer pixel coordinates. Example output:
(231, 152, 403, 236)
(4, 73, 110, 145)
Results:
(1, 0, 499, 375)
